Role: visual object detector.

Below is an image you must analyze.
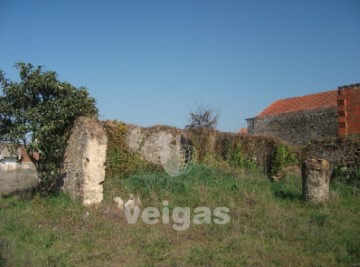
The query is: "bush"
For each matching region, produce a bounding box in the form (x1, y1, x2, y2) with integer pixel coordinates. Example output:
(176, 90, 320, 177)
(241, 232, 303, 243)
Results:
(103, 121, 159, 180)
(230, 143, 257, 173)
(332, 167, 360, 188)
(271, 144, 298, 177)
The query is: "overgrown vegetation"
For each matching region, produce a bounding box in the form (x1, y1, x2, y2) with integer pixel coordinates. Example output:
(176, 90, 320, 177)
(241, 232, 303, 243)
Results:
(271, 144, 299, 177)
(103, 121, 160, 181)
(186, 104, 219, 161)
(332, 167, 360, 188)
(1, 165, 359, 266)
(0, 63, 98, 192)
(229, 143, 258, 172)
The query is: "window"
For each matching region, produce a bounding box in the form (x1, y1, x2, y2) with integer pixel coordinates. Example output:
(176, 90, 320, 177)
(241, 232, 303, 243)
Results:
(339, 122, 346, 128)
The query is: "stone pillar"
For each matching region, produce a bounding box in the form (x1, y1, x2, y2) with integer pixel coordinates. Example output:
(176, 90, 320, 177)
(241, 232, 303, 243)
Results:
(302, 159, 330, 203)
(62, 117, 108, 206)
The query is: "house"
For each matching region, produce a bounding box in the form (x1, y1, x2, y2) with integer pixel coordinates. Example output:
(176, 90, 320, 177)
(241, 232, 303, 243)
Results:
(0, 144, 35, 164)
(246, 83, 360, 145)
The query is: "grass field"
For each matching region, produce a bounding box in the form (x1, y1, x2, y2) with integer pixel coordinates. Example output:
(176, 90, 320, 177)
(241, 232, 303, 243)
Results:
(1, 164, 359, 266)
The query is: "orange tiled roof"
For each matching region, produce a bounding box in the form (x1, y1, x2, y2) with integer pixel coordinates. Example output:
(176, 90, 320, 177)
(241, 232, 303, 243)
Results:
(258, 90, 338, 117)
(238, 128, 248, 134)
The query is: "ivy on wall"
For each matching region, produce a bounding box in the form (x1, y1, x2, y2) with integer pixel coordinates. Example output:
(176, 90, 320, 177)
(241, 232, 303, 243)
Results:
(103, 121, 159, 180)
(271, 145, 298, 177)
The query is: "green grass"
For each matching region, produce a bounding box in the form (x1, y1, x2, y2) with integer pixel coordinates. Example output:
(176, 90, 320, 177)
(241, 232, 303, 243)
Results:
(1, 164, 360, 266)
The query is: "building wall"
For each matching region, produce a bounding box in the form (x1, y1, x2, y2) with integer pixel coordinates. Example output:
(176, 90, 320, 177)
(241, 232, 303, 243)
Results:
(303, 136, 360, 172)
(252, 107, 338, 145)
(338, 84, 360, 136)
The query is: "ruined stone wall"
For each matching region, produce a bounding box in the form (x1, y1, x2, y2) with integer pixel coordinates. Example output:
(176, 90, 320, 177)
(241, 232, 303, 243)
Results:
(105, 121, 359, 179)
(106, 122, 285, 175)
(302, 136, 360, 173)
(62, 117, 108, 206)
(214, 132, 284, 174)
(125, 124, 185, 165)
(252, 107, 338, 145)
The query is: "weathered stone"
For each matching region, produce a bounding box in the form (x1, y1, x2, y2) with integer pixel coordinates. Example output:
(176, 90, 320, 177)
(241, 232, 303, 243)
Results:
(62, 117, 107, 206)
(302, 136, 360, 174)
(302, 159, 330, 203)
(140, 131, 176, 165)
(0, 162, 38, 196)
(272, 165, 301, 182)
(126, 126, 144, 152)
(107, 121, 358, 178)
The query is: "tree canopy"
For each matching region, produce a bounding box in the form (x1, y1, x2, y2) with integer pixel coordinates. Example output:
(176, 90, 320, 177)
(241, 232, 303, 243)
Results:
(0, 62, 98, 191)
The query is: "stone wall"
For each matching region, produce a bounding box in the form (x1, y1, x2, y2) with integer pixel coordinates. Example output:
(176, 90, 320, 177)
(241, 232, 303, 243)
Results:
(302, 136, 360, 173)
(125, 124, 185, 165)
(252, 107, 338, 145)
(104, 122, 285, 175)
(0, 161, 38, 196)
(62, 117, 108, 206)
(214, 132, 284, 174)
(105, 121, 359, 179)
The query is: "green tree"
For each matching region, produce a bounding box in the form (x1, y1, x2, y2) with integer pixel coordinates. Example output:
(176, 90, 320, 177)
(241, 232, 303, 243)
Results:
(0, 62, 98, 192)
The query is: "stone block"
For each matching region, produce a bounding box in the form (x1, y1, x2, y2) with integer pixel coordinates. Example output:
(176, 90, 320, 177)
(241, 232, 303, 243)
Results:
(302, 159, 330, 203)
(62, 117, 108, 206)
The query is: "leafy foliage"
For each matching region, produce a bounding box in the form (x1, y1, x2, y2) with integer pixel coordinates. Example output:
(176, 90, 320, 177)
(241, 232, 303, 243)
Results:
(230, 143, 258, 172)
(103, 121, 160, 181)
(271, 144, 298, 177)
(0, 62, 98, 191)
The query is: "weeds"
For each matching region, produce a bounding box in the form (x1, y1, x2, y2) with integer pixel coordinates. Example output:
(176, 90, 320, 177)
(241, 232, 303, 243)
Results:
(0, 166, 359, 266)
(271, 144, 298, 177)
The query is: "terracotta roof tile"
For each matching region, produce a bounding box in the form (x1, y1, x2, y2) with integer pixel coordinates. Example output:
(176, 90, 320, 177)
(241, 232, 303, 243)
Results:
(258, 90, 337, 117)
(238, 128, 248, 134)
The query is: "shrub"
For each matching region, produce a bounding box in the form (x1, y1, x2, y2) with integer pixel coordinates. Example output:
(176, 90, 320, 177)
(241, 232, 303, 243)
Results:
(103, 121, 159, 180)
(271, 144, 298, 177)
(230, 143, 257, 172)
(332, 167, 360, 188)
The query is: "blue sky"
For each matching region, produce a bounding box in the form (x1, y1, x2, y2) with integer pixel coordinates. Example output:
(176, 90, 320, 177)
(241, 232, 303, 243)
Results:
(1, 0, 359, 132)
